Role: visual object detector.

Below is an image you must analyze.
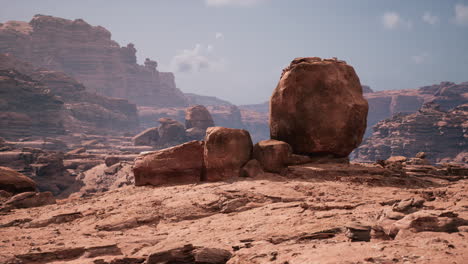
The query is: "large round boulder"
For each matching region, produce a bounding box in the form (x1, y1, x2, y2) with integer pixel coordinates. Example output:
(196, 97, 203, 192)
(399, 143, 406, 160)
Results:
(133, 141, 204, 186)
(0, 166, 37, 194)
(203, 127, 253, 181)
(270, 57, 368, 157)
(185, 105, 215, 130)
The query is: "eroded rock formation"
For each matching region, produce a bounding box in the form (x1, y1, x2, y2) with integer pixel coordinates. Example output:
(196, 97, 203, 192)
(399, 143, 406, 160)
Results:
(364, 81, 468, 137)
(0, 69, 66, 139)
(270, 57, 368, 157)
(354, 103, 468, 163)
(0, 53, 139, 135)
(0, 15, 188, 107)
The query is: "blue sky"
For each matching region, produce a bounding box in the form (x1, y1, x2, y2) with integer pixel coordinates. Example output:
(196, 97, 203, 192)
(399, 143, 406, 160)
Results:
(1, 0, 468, 104)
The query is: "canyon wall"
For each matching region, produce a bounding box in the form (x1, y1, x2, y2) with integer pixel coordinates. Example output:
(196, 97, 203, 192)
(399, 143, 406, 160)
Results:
(354, 102, 468, 163)
(0, 53, 139, 136)
(0, 15, 188, 107)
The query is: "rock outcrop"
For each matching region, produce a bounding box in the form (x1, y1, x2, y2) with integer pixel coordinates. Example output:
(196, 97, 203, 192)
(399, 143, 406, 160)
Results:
(0, 15, 188, 107)
(270, 57, 368, 157)
(132, 127, 159, 146)
(158, 118, 187, 148)
(0, 53, 139, 135)
(354, 103, 468, 163)
(0, 166, 36, 194)
(185, 105, 215, 140)
(0, 69, 66, 139)
(133, 141, 204, 186)
(185, 105, 215, 130)
(203, 127, 253, 181)
(364, 81, 468, 137)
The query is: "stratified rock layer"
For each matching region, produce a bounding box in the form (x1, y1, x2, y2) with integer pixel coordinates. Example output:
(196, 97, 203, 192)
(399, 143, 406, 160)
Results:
(0, 69, 65, 139)
(354, 103, 468, 163)
(0, 15, 188, 107)
(0, 53, 139, 135)
(270, 57, 368, 157)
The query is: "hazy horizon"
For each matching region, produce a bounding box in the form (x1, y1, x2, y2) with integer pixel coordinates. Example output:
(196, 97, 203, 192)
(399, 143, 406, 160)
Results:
(1, 0, 468, 104)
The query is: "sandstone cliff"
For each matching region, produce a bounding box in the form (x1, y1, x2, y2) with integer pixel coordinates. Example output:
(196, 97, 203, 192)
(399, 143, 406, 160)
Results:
(0, 69, 65, 139)
(0, 15, 188, 107)
(0, 53, 139, 135)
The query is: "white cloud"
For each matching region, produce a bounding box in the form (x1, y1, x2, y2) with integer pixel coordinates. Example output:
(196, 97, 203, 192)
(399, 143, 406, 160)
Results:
(215, 32, 224, 40)
(422, 12, 439, 25)
(382, 12, 412, 29)
(170, 44, 225, 73)
(411, 53, 429, 64)
(455, 3, 468, 25)
(205, 0, 267, 7)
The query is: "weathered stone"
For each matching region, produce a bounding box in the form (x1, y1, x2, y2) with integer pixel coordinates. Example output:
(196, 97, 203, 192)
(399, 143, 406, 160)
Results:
(0, 166, 36, 194)
(203, 127, 253, 181)
(185, 105, 215, 130)
(270, 57, 368, 157)
(345, 223, 371, 242)
(193, 247, 232, 264)
(391, 211, 468, 237)
(415, 152, 427, 159)
(386, 156, 407, 163)
(186, 127, 207, 141)
(355, 103, 468, 163)
(67, 147, 86, 155)
(146, 244, 231, 264)
(158, 118, 187, 147)
(133, 141, 204, 186)
(4, 191, 56, 209)
(240, 159, 264, 178)
(0, 16, 188, 107)
(105, 156, 121, 167)
(133, 127, 159, 146)
(253, 140, 291, 173)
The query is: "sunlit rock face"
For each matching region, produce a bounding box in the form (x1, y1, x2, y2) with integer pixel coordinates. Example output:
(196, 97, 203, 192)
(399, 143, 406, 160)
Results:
(270, 57, 368, 157)
(0, 15, 188, 107)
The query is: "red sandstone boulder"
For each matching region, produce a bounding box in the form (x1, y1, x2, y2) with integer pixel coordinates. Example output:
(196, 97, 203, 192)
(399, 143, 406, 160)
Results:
(133, 127, 159, 146)
(185, 105, 215, 130)
(270, 57, 368, 157)
(158, 118, 187, 147)
(253, 140, 292, 173)
(203, 127, 253, 181)
(3, 191, 55, 209)
(0, 166, 36, 194)
(133, 141, 204, 186)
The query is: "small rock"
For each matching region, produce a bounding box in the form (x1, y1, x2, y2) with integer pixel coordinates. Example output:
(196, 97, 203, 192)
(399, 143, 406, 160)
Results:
(105, 156, 121, 167)
(345, 222, 371, 242)
(241, 159, 264, 178)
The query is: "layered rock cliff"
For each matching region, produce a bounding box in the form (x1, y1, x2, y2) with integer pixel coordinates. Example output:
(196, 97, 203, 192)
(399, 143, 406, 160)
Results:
(364, 82, 468, 137)
(0, 53, 139, 136)
(0, 69, 65, 139)
(354, 102, 468, 163)
(0, 15, 188, 107)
